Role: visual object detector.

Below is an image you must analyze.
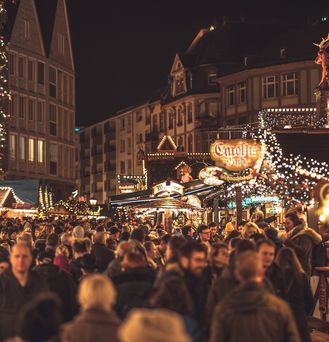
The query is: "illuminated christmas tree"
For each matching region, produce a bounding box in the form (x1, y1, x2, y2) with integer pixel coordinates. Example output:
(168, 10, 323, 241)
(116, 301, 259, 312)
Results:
(0, 1, 14, 180)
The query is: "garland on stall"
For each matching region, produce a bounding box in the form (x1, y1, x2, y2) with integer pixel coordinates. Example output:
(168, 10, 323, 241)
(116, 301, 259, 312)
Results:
(38, 186, 54, 213)
(210, 110, 329, 206)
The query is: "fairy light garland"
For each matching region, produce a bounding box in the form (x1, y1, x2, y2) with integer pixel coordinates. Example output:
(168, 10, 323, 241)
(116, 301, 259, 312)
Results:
(208, 109, 329, 206)
(0, 1, 13, 178)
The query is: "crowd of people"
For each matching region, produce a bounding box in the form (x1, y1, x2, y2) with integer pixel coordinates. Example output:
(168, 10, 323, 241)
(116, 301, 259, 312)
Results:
(0, 209, 327, 342)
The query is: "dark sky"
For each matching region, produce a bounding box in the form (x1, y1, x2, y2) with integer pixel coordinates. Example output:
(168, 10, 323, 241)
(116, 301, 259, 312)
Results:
(66, 0, 327, 127)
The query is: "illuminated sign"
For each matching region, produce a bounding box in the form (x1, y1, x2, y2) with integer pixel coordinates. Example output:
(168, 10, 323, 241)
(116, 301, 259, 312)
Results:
(198, 167, 225, 186)
(210, 139, 263, 172)
(152, 181, 184, 197)
(227, 196, 280, 209)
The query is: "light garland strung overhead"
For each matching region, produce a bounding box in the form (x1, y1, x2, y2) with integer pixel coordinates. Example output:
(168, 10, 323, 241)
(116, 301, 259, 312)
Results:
(206, 109, 329, 206)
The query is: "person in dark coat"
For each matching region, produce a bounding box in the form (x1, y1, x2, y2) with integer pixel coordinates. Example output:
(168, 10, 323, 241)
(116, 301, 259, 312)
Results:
(34, 250, 78, 322)
(16, 292, 62, 342)
(276, 247, 314, 342)
(256, 239, 286, 299)
(62, 274, 120, 342)
(92, 232, 115, 272)
(69, 239, 88, 283)
(206, 239, 255, 322)
(111, 251, 155, 319)
(283, 212, 322, 277)
(178, 241, 210, 328)
(210, 251, 300, 342)
(0, 243, 49, 340)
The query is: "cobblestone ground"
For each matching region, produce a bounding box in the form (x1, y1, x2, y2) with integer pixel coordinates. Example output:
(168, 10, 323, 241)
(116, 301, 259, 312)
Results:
(311, 331, 329, 341)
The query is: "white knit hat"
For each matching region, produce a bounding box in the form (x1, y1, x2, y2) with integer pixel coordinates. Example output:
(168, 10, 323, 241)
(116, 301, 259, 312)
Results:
(118, 309, 191, 342)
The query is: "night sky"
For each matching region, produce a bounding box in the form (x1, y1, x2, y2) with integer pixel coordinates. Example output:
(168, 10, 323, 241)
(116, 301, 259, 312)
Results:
(66, 0, 327, 127)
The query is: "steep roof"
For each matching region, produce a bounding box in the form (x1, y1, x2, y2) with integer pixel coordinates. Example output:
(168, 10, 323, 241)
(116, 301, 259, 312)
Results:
(178, 20, 329, 75)
(2, 0, 20, 41)
(3, 0, 59, 56)
(33, 0, 58, 56)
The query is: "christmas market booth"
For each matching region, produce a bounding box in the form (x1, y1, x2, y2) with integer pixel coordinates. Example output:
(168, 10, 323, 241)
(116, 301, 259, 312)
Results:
(132, 181, 208, 232)
(0, 180, 38, 217)
(197, 107, 329, 227)
(111, 180, 210, 231)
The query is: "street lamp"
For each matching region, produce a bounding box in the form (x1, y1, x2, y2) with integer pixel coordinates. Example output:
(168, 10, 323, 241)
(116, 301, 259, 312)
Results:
(89, 198, 97, 216)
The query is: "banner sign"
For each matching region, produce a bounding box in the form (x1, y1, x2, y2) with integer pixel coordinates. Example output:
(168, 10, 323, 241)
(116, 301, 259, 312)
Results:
(210, 139, 263, 172)
(152, 181, 184, 197)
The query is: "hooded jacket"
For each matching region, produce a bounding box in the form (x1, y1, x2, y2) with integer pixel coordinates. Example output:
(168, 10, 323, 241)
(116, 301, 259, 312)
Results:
(285, 223, 322, 277)
(210, 282, 300, 342)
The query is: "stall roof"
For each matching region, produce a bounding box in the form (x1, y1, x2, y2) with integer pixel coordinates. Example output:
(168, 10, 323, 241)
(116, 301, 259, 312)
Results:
(0, 180, 39, 205)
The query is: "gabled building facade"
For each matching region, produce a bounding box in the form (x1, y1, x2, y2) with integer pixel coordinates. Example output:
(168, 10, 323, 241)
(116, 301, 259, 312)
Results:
(77, 18, 329, 203)
(6, 0, 75, 199)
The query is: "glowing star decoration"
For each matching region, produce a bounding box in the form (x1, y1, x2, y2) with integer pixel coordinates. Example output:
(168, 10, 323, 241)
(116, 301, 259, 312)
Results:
(210, 139, 263, 172)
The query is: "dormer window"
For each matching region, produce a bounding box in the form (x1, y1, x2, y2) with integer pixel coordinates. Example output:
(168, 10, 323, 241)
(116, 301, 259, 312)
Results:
(208, 71, 217, 85)
(174, 74, 186, 96)
(280, 48, 286, 59)
(244, 56, 248, 66)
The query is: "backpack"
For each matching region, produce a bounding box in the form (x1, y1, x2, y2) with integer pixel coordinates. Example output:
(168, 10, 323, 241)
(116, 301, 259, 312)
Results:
(311, 241, 329, 268)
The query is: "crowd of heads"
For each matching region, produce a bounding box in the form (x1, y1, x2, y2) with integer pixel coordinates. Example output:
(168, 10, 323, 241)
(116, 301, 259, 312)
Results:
(0, 207, 325, 341)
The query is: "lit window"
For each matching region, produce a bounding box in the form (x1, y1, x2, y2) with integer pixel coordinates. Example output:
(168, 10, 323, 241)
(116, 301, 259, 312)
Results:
(28, 138, 34, 161)
(37, 140, 44, 163)
(262, 76, 279, 99)
(281, 73, 298, 96)
(168, 111, 174, 129)
(9, 135, 15, 160)
(19, 137, 25, 160)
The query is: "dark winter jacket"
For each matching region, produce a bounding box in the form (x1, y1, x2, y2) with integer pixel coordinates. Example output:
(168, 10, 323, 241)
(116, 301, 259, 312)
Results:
(282, 271, 314, 342)
(210, 282, 300, 342)
(69, 256, 84, 283)
(92, 242, 115, 272)
(112, 267, 155, 318)
(183, 269, 210, 326)
(34, 263, 78, 321)
(265, 262, 286, 299)
(0, 268, 49, 339)
(285, 224, 322, 277)
(61, 309, 120, 342)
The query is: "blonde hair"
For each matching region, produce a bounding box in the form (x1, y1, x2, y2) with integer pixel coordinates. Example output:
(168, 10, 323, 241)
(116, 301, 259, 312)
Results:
(78, 274, 117, 312)
(242, 222, 261, 238)
(55, 244, 69, 257)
